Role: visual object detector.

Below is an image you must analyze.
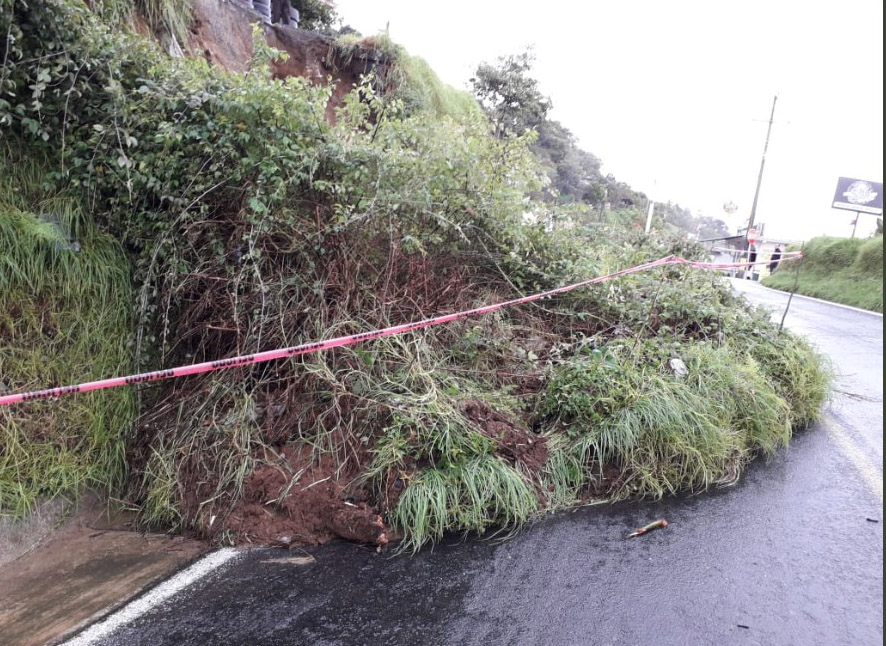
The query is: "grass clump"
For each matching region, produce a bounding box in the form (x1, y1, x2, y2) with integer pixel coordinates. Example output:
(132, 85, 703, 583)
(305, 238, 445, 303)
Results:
(539, 341, 795, 502)
(355, 334, 540, 552)
(91, 0, 193, 47)
(392, 455, 536, 552)
(763, 236, 883, 312)
(739, 327, 832, 429)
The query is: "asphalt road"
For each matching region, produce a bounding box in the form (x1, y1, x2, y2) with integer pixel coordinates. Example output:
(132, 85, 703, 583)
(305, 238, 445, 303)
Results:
(72, 281, 883, 646)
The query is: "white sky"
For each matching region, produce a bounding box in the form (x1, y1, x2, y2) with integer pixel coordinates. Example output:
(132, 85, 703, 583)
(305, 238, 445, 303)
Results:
(334, 0, 883, 241)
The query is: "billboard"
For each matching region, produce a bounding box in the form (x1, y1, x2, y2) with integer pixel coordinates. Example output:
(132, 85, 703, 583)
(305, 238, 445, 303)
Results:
(832, 177, 883, 215)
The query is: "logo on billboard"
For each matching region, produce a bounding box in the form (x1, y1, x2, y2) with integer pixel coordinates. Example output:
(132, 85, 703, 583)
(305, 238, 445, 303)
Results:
(842, 181, 878, 206)
(832, 177, 883, 215)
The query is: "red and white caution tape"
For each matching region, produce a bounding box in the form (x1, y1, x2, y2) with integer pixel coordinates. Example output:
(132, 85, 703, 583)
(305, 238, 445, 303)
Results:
(0, 252, 801, 406)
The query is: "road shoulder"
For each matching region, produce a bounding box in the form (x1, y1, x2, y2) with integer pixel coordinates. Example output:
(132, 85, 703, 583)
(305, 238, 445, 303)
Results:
(733, 278, 884, 317)
(0, 498, 207, 646)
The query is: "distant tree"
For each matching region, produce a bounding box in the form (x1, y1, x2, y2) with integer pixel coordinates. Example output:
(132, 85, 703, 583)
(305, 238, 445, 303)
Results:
(469, 50, 720, 231)
(694, 216, 732, 240)
(657, 202, 731, 239)
(470, 50, 552, 138)
(335, 24, 361, 37)
(291, 0, 337, 32)
(534, 120, 606, 206)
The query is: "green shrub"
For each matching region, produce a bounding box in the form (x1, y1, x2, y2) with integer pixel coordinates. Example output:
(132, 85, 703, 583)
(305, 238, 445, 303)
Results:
(805, 237, 863, 271)
(538, 341, 796, 502)
(853, 236, 883, 277)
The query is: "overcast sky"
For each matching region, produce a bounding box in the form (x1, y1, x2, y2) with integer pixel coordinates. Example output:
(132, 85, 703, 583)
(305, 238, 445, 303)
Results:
(334, 0, 883, 241)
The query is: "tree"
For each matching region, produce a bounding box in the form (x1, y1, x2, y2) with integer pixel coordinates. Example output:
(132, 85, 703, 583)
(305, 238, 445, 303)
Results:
(291, 0, 337, 32)
(534, 120, 605, 205)
(470, 50, 552, 138)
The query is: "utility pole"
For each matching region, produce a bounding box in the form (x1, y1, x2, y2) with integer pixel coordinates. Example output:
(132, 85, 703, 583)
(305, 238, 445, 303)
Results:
(747, 95, 778, 231)
(644, 199, 654, 234)
(644, 179, 657, 234)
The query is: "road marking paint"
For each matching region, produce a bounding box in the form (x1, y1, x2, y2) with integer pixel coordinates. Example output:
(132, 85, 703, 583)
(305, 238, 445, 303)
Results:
(823, 419, 883, 504)
(61, 548, 240, 646)
(743, 281, 884, 318)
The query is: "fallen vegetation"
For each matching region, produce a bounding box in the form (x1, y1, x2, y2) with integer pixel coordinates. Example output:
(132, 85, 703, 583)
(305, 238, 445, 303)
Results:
(0, 1, 831, 552)
(763, 236, 883, 313)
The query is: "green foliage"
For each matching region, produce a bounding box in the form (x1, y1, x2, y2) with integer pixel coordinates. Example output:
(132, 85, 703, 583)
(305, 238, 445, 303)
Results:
(395, 54, 483, 120)
(533, 119, 605, 206)
(762, 236, 883, 312)
(539, 341, 794, 501)
(470, 50, 552, 138)
(73, 0, 193, 51)
(739, 328, 832, 429)
(0, 3, 832, 553)
(0, 148, 135, 516)
(656, 201, 731, 240)
(854, 236, 884, 276)
(467, 50, 730, 239)
(804, 236, 865, 271)
(392, 455, 536, 553)
(292, 0, 338, 33)
(330, 34, 482, 120)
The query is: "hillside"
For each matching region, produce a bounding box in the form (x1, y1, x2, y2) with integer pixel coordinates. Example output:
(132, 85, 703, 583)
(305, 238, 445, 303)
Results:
(763, 236, 883, 313)
(0, 1, 829, 552)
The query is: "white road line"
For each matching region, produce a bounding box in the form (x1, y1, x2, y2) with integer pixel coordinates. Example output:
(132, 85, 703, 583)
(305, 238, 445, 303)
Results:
(61, 548, 240, 646)
(823, 419, 884, 504)
(734, 280, 884, 318)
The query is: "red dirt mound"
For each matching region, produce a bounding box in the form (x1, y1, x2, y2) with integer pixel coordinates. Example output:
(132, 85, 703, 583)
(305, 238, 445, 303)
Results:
(226, 444, 390, 548)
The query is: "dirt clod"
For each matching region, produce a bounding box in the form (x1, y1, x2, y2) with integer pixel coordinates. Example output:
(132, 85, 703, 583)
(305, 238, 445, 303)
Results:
(225, 444, 389, 547)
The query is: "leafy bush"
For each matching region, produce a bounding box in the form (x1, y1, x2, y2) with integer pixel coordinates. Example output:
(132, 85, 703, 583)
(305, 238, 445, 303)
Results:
(854, 236, 883, 277)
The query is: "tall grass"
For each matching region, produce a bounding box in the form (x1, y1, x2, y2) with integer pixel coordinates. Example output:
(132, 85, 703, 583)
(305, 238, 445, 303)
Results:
(763, 236, 883, 312)
(392, 455, 536, 552)
(91, 0, 193, 46)
(540, 342, 797, 502)
(331, 33, 483, 120)
(0, 148, 135, 516)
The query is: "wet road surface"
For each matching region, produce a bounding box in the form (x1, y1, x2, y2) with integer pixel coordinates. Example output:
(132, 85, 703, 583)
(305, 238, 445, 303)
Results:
(75, 281, 883, 646)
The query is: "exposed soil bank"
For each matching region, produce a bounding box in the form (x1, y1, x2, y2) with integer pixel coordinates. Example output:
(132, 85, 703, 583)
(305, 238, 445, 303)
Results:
(212, 398, 551, 549)
(224, 443, 390, 548)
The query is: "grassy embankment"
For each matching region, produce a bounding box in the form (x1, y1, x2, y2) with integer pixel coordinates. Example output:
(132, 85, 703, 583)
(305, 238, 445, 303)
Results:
(0, 152, 136, 516)
(0, 1, 832, 551)
(763, 236, 883, 313)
